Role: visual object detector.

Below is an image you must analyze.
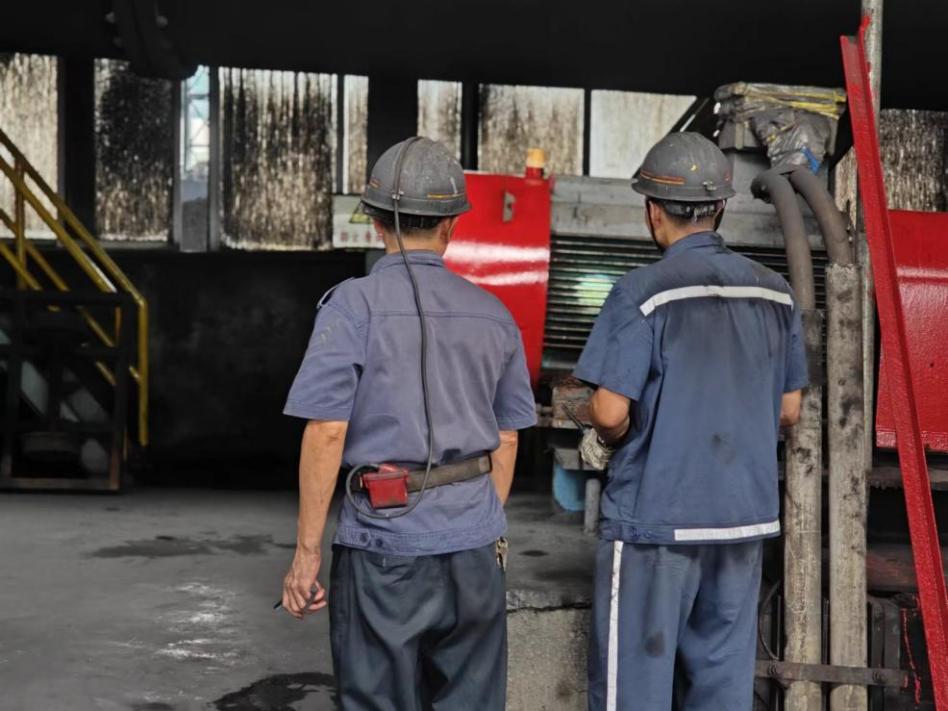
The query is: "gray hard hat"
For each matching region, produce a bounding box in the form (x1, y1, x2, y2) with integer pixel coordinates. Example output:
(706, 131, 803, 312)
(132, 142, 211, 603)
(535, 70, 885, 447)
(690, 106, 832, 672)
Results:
(361, 136, 471, 217)
(631, 132, 736, 202)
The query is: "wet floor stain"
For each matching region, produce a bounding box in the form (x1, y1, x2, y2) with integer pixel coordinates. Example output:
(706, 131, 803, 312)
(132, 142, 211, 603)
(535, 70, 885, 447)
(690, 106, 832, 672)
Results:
(88, 534, 282, 559)
(520, 549, 549, 557)
(130, 703, 176, 711)
(211, 672, 337, 710)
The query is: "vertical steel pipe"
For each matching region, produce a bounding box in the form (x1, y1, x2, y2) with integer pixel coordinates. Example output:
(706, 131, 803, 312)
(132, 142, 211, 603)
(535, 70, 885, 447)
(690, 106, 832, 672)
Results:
(792, 163, 868, 711)
(825, 262, 868, 711)
(752, 170, 823, 711)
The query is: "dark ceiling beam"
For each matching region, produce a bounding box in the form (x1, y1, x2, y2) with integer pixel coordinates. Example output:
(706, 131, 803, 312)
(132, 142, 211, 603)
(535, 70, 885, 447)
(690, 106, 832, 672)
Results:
(1, 1, 946, 110)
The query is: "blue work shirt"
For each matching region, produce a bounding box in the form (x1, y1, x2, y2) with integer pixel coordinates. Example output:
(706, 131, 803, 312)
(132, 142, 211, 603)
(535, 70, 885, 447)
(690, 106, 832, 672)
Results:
(575, 232, 809, 545)
(284, 251, 537, 556)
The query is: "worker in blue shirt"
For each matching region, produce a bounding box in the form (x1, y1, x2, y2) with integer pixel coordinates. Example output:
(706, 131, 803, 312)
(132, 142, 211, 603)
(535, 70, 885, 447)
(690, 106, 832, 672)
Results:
(279, 137, 537, 710)
(577, 132, 809, 711)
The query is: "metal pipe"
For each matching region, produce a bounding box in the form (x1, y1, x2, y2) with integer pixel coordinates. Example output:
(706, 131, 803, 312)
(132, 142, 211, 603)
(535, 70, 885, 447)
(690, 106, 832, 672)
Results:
(751, 170, 815, 308)
(822, 7, 881, 708)
(861, 0, 883, 476)
(752, 169, 823, 711)
(789, 168, 853, 266)
(788, 122, 868, 711)
(825, 262, 868, 711)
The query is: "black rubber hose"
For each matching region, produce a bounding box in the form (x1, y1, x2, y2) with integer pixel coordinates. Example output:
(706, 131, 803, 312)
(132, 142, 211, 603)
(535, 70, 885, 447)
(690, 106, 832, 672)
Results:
(751, 169, 816, 310)
(788, 167, 853, 266)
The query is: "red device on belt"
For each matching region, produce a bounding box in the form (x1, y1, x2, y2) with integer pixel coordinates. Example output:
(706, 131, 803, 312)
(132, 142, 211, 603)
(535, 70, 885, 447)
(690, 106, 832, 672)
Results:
(361, 464, 410, 509)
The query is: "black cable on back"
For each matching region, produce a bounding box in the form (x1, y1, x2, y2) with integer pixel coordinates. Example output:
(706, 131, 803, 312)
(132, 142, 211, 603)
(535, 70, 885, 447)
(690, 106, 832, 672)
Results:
(345, 137, 435, 520)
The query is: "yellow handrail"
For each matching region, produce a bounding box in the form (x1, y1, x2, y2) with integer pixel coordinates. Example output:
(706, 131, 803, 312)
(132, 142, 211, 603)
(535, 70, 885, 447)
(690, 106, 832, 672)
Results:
(0, 126, 149, 446)
(1, 206, 119, 360)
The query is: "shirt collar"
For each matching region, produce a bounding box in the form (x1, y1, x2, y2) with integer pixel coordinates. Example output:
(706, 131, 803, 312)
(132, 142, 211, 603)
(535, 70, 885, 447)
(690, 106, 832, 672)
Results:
(371, 250, 445, 274)
(662, 231, 724, 259)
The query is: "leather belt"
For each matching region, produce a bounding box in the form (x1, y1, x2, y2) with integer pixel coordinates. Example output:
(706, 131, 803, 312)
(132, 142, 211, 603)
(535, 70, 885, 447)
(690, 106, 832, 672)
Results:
(354, 454, 492, 493)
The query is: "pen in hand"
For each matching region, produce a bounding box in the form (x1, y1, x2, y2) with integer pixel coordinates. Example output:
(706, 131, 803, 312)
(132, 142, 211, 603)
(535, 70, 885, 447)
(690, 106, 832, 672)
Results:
(274, 583, 323, 611)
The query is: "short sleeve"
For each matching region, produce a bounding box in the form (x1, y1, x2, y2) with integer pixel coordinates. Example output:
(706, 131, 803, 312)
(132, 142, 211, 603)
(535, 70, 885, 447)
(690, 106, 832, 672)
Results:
(784, 302, 809, 392)
(284, 302, 365, 420)
(492, 329, 537, 431)
(573, 286, 653, 401)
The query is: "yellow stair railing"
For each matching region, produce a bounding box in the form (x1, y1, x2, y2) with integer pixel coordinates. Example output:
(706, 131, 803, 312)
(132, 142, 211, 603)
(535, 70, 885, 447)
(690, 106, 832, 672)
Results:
(0, 126, 149, 447)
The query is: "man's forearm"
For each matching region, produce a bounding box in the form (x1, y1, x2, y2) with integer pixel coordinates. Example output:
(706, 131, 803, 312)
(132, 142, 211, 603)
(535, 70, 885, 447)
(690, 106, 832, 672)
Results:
(489, 430, 518, 505)
(593, 414, 630, 445)
(297, 420, 348, 553)
(588, 387, 632, 445)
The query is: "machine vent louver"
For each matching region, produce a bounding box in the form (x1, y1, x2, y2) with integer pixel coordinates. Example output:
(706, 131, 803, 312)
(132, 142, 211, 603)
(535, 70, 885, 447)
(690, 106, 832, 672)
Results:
(542, 234, 827, 372)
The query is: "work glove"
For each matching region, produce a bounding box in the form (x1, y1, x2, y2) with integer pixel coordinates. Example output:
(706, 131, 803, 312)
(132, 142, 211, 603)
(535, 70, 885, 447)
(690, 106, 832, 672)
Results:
(579, 427, 614, 470)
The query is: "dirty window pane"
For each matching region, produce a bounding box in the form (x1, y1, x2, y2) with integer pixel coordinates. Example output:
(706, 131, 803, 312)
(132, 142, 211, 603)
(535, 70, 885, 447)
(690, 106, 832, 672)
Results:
(95, 59, 175, 242)
(344, 75, 368, 196)
(418, 80, 461, 158)
(0, 53, 58, 238)
(880, 109, 948, 212)
(590, 90, 695, 179)
(479, 84, 584, 176)
(183, 66, 211, 181)
(220, 68, 336, 250)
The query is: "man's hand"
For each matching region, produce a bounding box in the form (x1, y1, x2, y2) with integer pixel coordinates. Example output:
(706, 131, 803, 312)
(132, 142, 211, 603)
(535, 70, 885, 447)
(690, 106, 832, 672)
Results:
(280, 419, 347, 620)
(282, 547, 327, 619)
(780, 390, 802, 427)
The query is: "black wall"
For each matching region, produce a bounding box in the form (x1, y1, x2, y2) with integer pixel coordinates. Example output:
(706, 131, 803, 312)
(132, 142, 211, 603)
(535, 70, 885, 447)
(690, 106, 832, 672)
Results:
(31, 248, 366, 486)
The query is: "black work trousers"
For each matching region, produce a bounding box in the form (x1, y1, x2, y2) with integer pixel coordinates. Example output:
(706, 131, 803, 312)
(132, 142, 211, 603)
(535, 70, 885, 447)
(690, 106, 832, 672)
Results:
(329, 542, 507, 711)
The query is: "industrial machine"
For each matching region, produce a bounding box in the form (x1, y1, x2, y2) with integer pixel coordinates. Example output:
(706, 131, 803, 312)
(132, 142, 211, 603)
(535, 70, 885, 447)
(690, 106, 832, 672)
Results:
(440, 77, 948, 710)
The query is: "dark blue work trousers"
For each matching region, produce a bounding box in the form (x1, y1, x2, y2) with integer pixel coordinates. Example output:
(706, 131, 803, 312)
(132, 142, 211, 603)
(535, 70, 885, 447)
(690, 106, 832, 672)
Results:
(329, 542, 507, 711)
(588, 539, 763, 711)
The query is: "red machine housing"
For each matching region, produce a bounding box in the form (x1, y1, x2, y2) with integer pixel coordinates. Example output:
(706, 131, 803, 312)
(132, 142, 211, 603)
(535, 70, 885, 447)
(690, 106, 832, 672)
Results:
(875, 210, 948, 452)
(446, 171, 552, 387)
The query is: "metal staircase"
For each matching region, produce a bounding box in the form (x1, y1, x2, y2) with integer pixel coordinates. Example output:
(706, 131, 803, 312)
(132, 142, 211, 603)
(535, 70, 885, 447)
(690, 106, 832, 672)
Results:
(0, 126, 149, 491)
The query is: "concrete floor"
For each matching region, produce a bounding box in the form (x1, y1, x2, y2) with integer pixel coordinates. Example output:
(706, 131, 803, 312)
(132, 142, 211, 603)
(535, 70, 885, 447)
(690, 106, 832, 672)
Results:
(0, 489, 595, 711)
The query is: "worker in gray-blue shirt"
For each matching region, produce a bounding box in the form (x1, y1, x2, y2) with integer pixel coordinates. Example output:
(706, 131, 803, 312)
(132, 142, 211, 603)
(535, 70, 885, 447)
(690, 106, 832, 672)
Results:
(279, 137, 536, 710)
(576, 133, 809, 711)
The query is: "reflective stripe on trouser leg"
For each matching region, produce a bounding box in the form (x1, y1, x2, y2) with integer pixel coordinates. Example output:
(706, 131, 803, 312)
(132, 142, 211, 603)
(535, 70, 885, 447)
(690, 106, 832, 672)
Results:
(607, 540, 624, 711)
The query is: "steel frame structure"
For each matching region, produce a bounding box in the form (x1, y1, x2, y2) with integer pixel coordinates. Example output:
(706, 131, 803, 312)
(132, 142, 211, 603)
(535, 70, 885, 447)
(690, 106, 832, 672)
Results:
(841, 19, 948, 707)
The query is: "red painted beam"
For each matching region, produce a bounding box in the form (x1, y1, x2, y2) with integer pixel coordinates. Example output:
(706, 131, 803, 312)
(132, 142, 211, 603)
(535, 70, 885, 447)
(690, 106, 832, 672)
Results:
(841, 20, 948, 707)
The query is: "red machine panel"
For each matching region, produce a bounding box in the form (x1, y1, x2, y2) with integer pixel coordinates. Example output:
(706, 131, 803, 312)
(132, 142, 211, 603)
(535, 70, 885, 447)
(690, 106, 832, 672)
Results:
(876, 210, 948, 451)
(445, 172, 552, 387)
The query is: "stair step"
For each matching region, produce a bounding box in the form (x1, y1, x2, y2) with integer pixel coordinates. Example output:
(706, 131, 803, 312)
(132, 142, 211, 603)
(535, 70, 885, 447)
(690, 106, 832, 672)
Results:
(21, 431, 81, 464)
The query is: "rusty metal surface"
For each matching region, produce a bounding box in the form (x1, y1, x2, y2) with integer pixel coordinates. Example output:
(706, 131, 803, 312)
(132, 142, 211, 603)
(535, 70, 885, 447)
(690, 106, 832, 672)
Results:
(842, 24, 948, 708)
(94, 59, 173, 241)
(220, 68, 334, 249)
(755, 660, 908, 689)
(880, 109, 948, 212)
(549, 375, 593, 430)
